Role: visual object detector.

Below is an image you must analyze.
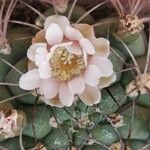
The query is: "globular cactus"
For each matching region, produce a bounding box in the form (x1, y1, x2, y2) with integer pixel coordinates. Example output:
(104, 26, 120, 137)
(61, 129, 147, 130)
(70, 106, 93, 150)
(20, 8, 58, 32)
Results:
(0, 0, 150, 150)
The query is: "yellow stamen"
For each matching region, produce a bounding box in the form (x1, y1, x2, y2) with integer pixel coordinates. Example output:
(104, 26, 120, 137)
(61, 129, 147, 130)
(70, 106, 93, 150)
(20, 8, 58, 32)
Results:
(50, 47, 86, 81)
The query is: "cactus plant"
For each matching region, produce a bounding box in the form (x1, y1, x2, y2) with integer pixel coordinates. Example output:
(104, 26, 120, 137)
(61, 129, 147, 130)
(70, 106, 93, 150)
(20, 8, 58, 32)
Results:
(0, 0, 150, 150)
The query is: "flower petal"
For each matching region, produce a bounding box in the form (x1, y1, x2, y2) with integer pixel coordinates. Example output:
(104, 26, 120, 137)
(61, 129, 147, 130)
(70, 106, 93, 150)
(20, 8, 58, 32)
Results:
(65, 26, 83, 41)
(28, 60, 36, 71)
(19, 69, 41, 90)
(84, 65, 101, 87)
(79, 38, 95, 55)
(99, 72, 116, 89)
(27, 43, 47, 62)
(84, 65, 101, 78)
(45, 23, 63, 45)
(32, 29, 46, 44)
(79, 85, 101, 106)
(38, 61, 51, 79)
(68, 77, 85, 94)
(44, 97, 64, 108)
(93, 38, 110, 57)
(73, 23, 95, 40)
(39, 78, 59, 99)
(90, 56, 113, 77)
(44, 15, 70, 32)
(59, 82, 74, 107)
(65, 42, 82, 55)
(83, 51, 88, 66)
(35, 47, 48, 66)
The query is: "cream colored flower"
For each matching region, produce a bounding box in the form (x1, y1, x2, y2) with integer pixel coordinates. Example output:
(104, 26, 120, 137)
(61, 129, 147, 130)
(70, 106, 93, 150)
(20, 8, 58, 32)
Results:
(19, 15, 115, 107)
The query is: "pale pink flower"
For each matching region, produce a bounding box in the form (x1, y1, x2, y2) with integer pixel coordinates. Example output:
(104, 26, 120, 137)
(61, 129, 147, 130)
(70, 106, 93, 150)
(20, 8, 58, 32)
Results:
(19, 15, 116, 107)
(0, 110, 21, 139)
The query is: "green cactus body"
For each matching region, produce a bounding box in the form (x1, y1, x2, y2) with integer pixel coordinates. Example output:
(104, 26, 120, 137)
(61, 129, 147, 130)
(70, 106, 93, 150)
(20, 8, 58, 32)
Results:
(94, 18, 117, 38)
(127, 140, 149, 150)
(0, 86, 12, 101)
(43, 127, 70, 149)
(53, 106, 74, 123)
(73, 128, 88, 147)
(109, 49, 126, 82)
(0, 27, 32, 81)
(118, 106, 150, 140)
(98, 84, 127, 115)
(83, 144, 107, 150)
(0, 136, 37, 150)
(121, 69, 134, 88)
(20, 104, 52, 139)
(92, 124, 119, 145)
(111, 30, 147, 58)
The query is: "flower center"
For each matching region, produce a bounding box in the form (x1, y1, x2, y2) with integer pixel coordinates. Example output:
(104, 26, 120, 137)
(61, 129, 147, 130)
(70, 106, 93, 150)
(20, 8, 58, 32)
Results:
(119, 14, 144, 34)
(50, 47, 86, 81)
